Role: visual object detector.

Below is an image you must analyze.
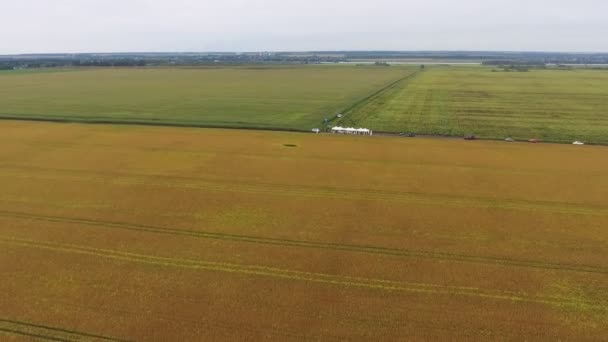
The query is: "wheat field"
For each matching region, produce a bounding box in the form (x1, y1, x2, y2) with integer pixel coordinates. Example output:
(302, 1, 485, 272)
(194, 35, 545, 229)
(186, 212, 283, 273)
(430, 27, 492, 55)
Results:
(0, 120, 606, 340)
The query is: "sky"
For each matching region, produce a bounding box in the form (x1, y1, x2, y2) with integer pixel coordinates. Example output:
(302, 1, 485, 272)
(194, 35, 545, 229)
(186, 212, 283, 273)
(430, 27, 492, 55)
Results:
(1, 0, 607, 54)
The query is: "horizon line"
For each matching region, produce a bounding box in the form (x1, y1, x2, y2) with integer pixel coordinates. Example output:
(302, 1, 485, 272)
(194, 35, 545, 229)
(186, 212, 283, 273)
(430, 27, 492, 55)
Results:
(2, 50, 608, 57)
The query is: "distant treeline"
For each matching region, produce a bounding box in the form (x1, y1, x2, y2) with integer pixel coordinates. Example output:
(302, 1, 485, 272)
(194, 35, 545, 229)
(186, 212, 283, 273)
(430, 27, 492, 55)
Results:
(342, 51, 608, 64)
(1, 59, 147, 69)
(0, 53, 343, 70)
(1, 51, 608, 70)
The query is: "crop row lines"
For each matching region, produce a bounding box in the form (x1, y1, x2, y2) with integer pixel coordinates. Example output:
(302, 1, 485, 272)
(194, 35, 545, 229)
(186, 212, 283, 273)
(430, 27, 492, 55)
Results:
(2, 209, 606, 275)
(2, 236, 606, 312)
(1, 168, 606, 216)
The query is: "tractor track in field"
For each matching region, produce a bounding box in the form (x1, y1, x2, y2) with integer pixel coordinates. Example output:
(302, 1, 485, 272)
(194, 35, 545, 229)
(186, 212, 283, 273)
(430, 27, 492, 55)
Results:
(1, 210, 606, 275)
(1, 236, 606, 312)
(334, 69, 423, 128)
(338, 70, 422, 117)
(0, 329, 71, 342)
(0, 319, 130, 342)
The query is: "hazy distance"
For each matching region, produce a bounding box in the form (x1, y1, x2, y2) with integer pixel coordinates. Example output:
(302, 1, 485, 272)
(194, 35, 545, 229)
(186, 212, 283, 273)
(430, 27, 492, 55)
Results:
(1, 0, 607, 54)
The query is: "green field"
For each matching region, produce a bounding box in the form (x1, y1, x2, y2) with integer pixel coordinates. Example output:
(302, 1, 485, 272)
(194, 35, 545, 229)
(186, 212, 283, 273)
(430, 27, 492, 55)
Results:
(0, 65, 411, 130)
(342, 67, 608, 143)
(2, 65, 608, 143)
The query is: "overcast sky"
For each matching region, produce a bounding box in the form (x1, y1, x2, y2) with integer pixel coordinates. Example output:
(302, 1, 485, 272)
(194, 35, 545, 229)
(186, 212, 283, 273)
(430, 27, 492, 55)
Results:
(1, 0, 607, 54)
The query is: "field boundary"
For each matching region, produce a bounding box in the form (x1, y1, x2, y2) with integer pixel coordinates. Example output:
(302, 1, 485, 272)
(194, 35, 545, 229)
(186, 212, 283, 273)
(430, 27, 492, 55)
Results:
(2, 209, 606, 275)
(340, 69, 421, 114)
(334, 69, 422, 127)
(0, 115, 605, 146)
(0, 115, 310, 133)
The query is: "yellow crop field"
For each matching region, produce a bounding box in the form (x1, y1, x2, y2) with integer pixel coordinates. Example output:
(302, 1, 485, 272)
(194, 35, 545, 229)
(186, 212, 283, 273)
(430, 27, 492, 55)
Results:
(1, 120, 607, 340)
